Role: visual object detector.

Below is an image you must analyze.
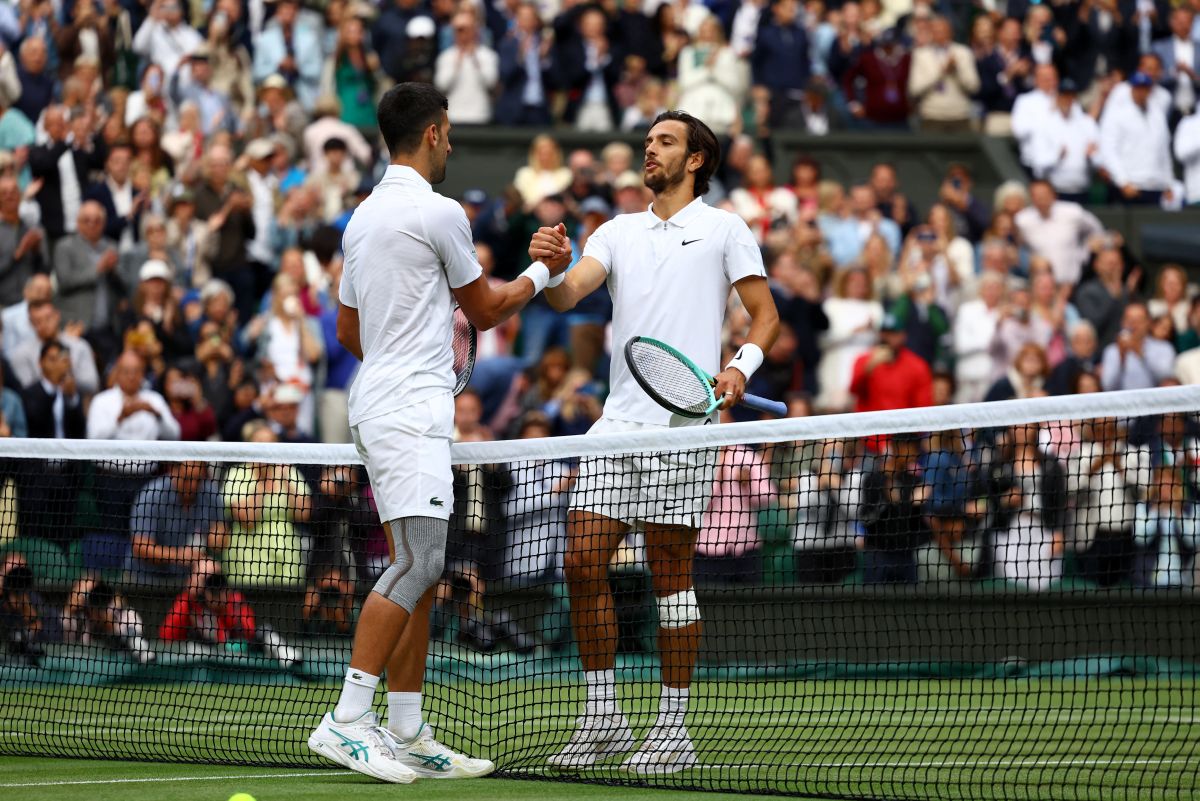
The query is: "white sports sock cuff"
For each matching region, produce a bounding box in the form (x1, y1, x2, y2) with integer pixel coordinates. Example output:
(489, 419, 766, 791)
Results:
(725, 343, 764, 381)
(345, 667, 380, 689)
(521, 261, 550, 295)
(547, 270, 566, 288)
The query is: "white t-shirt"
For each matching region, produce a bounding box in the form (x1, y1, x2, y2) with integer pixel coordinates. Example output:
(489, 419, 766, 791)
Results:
(340, 165, 483, 427)
(583, 196, 766, 426)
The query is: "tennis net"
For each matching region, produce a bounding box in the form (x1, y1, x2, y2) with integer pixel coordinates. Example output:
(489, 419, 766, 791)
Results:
(0, 386, 1198, 799)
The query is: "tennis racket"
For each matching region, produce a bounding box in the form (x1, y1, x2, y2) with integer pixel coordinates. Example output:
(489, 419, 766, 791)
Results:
(624, 336, 787, 418)
(452, 302, 477, 396)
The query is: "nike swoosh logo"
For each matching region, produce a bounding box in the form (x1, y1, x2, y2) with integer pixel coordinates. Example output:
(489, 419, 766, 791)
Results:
(681, 239, 702, 246)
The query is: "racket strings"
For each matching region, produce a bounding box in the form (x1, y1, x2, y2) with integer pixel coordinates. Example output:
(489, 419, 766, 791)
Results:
(452, 306, 477, 394)
(627, 340, 712, 415)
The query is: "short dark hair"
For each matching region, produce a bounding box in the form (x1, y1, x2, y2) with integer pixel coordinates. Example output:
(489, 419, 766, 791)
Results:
(323, 137, 348, 153)
(39, 339, 64, 361)
(377, 83, 448, 157)
(650, 110, 721, 197)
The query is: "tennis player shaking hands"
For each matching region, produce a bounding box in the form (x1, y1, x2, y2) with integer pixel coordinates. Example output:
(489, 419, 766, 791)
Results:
(529, 111, 780, 774)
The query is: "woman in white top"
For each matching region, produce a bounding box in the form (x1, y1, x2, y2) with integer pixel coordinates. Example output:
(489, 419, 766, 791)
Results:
(675, 17, 747, 137)
(250, 273, 324, 433)
(1134, 466, 1199, 588)
(729, 154, 799, 245)
(512, 134, 572, 209)
(953, 271, 1005, 403)
(1147, 263, 1193, 336)
(1069, 417, 1138, 586)
(817, 266, 883, 412)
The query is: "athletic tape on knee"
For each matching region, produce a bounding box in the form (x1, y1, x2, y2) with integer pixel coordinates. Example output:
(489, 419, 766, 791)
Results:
(657, 588, 701, 629)
(372, 516, 447, 613)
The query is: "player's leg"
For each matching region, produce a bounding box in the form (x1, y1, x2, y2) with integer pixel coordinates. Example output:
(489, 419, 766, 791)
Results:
(376, 583, 496, 779)
(309, 515, 448, 783)
(620, 521, 701, 774)
(547, 510, 634, 769)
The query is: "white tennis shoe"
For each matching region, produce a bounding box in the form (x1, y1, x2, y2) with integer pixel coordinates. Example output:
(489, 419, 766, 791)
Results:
(307, 711, 418, 784)
(380, 724, 496, 778)
(547, 713, 636, 770)
(621, 726, 698, 775)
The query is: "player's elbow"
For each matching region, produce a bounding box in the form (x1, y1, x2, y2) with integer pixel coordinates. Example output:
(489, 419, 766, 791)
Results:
(545, 288, 575, 313)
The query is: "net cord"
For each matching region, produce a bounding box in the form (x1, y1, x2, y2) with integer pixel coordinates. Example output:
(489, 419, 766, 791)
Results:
(1, 384, 1196, 465)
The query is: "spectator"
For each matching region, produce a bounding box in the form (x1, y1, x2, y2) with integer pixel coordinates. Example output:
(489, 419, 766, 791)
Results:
(986, 423, 1068, 591)
(953, 271, 1006, 403)
(769, 251, 829, 395)
(30, 105, 106, 243)
(163, 364, 217, 441)
(843, 27, 911, 129)
(1100, 302, 1176, 391)
(14, 38, 54, 124)
(87, 350, 180, 533)
(893, 219, 969, 313)
(9, 299, 100, 395)
(1174, 102, 1200, 205)
(513, 135, 571, 209)
(263, 382, 314, 446)
(1027, 80, 1101, 203)
(0, 554, 45, 666)
(1070, 417, 1138, 587)
(751, 0, 811, 130)
(1014, 181, 1105, 287)
(309, 464, 382, 589)
(62, 577, 155, 664)
(850, 311, 934, 420)
(860, 433, 927, 584)
(124, 64, 169, 128)
(908, 15, 979, 133)
(869, 161, 916, 234)
(326, 12, 385, 136)
(128, 460, 227, 584)
(502, 412, 573, 584)
(1099, 72, 1175, 205)
(1136, 462, 1199, 589)
(1047, 320, 1100, 395)
(1011, 63, 1058, 168)
(696, 409, 776, 585)
(560, 7, 620, 132)
(496, 2, 554, 127)
(0, 176, 47, 308)
(974, 16, 1031, 136)
(1148, 264, 1193, 334)
(192, 144, 257, 322)
(920, 427, 976, 582)
(434, 11, 499, 125)
(936, 163, 989, 244)
(20, 338, 83, 439)
(821, 184, 900, 268)
(817, 266, 883, 412)
(159, 562, 256, 644)
(1151, 6, 1200, 125)
(246, 274, 323, 433)
(374, 0, 426, 82)
(222, 423, 312, 588)
(52, 201, 121, 355)
(730, 154, 799, 245)
(1074, 245, 1136, 347)
(985, 342, 1050, 401)
(676, 17, 747, 137)
(887, 272, 950, 367)
(791, 437, 862, 584)
(131, 0, 203, 81)
(84, 142, 146, 252)
(303, 564, 356, 635)
(168, 46, 238, 137)
(252, 0, 323, 111)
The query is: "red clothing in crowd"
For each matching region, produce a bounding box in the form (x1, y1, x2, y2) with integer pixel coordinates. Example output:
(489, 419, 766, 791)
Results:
(172, 405, 218, 442)
(842, 48, 912, 125)
(158, 590, 256, 643)
(850, 346, 933, 451)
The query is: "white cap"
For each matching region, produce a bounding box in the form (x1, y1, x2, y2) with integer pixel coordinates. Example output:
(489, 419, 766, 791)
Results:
(138, 259, 173, 283)
(244, 138, 276, 161)
(272, 383, 305, 405)
(406, 15, 436, 37)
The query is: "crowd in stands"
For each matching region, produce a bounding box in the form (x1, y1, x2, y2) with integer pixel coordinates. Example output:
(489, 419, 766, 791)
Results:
(4, 0, 1200, 663)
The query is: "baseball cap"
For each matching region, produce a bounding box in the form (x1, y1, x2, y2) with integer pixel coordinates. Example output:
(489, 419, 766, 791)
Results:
(406, 15, 436, 38)
(272, 383, 305, 405)
(138, 260, 173, 283)
(880, 312, 903, 332)
(462, 188, 488, 206)
(1058, 77, 1080, 94)
(579, 196, 612, 217)
(1130, 72, 1154, 88)
(614, 171, 642, 191)
(244, 138, 276, 161)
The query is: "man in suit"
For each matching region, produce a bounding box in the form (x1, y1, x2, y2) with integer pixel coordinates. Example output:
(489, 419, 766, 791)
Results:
(1152, 6, 1200, 125)
(495, 2, 555, 126)
(29, 105, 107, 245)
(84, 142, 147, 251)
(18, 339, 85, 546)
(8, 299, 100, 397)
(557, 6, 621, 131)
(750, 0, 811, 131)
(52, 202, 122, 361)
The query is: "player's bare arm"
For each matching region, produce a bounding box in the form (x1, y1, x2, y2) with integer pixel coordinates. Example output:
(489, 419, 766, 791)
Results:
(335, 303, 363, 360)
(714, 276, 780, 409)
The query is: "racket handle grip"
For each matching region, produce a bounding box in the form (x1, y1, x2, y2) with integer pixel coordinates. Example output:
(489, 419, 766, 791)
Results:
(742, 394, 787, 417)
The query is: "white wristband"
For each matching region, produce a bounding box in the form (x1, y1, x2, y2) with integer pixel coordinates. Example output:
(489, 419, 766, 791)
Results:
(547, 270, 566, 288)
(520, 261, 550, 295)
(725, 342, 764, 380)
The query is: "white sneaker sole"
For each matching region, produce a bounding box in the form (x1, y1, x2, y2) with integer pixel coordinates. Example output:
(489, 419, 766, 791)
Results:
(546, 730, 635, 771)
(622, 749, 699, 776)
(307, 736, 418, 784)
(400, 759, 496, 779)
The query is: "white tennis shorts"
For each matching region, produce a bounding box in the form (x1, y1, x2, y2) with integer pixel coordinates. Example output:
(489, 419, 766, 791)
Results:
(351, 391, 454, 523)
(572, 416, 717, 527)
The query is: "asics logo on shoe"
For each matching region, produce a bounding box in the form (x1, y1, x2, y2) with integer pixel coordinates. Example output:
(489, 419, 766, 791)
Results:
(409, 752, 452, 771)
(333, 730, 370, 762)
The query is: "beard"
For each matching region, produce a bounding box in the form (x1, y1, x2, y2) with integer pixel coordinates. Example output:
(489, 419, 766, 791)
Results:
(644, 157, 687, 195)
(430, 154, 448, 185)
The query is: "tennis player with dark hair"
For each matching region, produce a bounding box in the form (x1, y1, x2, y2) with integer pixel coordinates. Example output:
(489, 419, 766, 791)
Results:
(530, 110, 780, 773)
(308, 82, 570, 782)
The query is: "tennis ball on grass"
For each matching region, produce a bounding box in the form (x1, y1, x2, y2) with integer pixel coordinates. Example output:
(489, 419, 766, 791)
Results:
(228, 794, 256, 801)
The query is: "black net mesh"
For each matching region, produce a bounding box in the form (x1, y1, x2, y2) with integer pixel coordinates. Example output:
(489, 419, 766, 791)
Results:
(0, 402, 1199, 799)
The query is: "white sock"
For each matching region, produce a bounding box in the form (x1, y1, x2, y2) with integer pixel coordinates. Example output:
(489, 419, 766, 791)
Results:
(332, 667, 379, 723)
(584, 669, 617, 717)
(387, 692, 424, 741)
(656, 685, 688, 731)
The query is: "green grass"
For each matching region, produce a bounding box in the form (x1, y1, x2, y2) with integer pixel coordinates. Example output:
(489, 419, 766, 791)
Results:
(2, 678, 1198, 799)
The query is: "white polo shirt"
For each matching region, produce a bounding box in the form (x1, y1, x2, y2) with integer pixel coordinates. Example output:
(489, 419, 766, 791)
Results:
(340, 165, 482, 427)
(583, 196, 766, 426)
